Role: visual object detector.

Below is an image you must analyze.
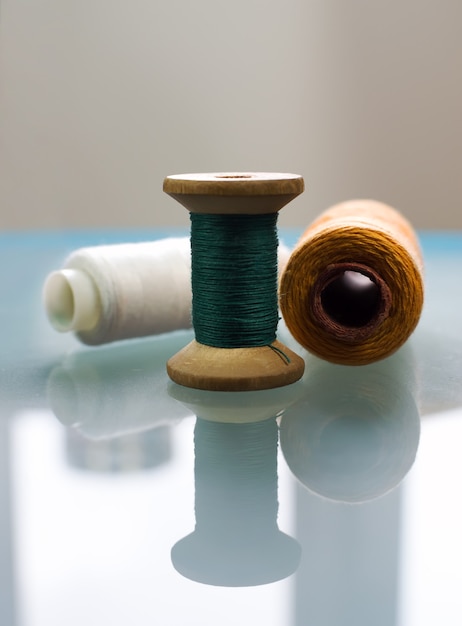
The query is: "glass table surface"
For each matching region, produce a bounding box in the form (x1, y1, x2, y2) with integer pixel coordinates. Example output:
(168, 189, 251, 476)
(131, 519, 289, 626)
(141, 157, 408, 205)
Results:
(0, 229, 461, 626)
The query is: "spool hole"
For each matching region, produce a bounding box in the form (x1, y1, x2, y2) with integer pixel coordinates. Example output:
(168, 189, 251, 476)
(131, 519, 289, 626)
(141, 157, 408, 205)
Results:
(214, 174, 254, 179)
(321, 270, 381, 328)
(45, 273, 76, 331)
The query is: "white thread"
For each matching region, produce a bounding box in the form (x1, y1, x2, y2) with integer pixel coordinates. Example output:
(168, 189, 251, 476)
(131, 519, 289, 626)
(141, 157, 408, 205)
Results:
(44, 237, 292, 346)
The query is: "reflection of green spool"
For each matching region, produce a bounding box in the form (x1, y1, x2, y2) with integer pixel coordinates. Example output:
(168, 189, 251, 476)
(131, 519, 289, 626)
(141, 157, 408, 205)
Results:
(171, 416, 301, 586)
(280, 351, 421, 503)
(167, 379, 303, 424)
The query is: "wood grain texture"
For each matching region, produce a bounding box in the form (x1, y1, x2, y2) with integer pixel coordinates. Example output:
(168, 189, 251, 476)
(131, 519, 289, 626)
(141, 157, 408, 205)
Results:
(167, 340, 305, 392)
(163, 172, 304, 215)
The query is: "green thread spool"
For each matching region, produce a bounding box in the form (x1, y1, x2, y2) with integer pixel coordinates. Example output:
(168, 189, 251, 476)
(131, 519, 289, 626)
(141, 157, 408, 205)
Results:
(191, 212, 279, 348)
(163, 172, 305, 391)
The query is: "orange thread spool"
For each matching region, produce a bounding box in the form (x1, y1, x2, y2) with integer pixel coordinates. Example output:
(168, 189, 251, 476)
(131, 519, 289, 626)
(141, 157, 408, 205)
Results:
(279, 200, 424, 365)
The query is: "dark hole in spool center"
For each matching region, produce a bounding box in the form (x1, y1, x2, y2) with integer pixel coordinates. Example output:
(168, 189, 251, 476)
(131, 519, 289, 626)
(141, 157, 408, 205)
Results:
(214, 174, 254, 179)
(321, 270, 381, 328)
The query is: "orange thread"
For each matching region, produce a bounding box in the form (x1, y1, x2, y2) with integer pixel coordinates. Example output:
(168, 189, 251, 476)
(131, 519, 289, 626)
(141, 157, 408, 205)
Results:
(279, 200, 424, 365)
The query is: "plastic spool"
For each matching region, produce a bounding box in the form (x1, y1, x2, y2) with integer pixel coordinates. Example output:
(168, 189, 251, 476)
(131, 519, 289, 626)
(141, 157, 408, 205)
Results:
(279, 200, 424, 365)
(43, 237, 292, 346)
(163, 172, 306, 392)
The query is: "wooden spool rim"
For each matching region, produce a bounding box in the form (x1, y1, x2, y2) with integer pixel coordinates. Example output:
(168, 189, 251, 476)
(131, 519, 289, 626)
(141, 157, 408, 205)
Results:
(163, 172, 304, 197)
(167, 340, 305, 392)
(163, 172, 304, 215)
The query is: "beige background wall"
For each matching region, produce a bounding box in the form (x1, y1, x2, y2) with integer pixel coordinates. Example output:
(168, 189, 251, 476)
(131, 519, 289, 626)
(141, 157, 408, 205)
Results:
(1, 0, 461, 232)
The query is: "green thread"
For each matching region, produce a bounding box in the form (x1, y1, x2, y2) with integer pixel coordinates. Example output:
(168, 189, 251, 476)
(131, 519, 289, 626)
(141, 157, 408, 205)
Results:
(268, 344, 292, 364)
(191, 213, 279, 348)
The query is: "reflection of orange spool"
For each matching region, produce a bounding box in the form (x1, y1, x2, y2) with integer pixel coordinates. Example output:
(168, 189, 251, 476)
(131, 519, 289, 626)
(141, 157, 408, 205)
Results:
(279, 350, 421, 503)
(279, 200, 424, 365)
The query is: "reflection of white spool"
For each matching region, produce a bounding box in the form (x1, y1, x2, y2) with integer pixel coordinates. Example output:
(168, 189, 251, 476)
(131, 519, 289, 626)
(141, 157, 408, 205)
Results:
(43, 237, 291, 346)
(47, 334, 192, 440)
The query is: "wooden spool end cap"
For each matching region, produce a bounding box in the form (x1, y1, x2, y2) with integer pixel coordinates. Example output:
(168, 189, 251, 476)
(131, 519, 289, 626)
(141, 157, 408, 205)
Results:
(167, 340, 305, 392)
(163, 172, 304, 214)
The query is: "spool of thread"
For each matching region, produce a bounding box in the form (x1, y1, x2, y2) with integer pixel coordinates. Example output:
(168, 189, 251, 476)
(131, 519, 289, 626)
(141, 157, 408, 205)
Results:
(279, 200, 424, 365)
(163, 172, 306, 391)
(43, 237, 292, 346)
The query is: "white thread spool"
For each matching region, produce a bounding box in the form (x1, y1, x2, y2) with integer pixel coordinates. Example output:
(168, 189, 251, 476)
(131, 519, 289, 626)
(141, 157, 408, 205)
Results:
(43, 237, 292, 346)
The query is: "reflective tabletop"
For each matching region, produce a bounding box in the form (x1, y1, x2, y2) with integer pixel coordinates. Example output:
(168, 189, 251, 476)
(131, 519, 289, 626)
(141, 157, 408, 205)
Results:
(1, 229, 461, 626)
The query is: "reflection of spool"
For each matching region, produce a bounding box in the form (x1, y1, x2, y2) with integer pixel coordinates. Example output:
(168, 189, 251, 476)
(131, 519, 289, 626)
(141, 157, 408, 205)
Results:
(0, 418, 16, 626)
(279, 349, 420, 503)
(48, 334, 193, 473)
(164, 173, 305, 391)
(280, 200, 424, 365)
(64, 427, 171, 473)
(47, 333, 191, 440)
(169, 383, 302, 586)
(171, 417, 301, 586)
(42, 237, 292, 346)
(167, 379, 303, 424)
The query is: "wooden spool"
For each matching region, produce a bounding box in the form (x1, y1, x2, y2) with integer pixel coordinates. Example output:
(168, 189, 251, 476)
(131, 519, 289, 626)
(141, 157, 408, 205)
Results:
(163, 172, 305, 391)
